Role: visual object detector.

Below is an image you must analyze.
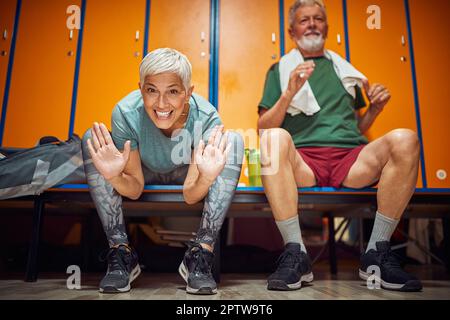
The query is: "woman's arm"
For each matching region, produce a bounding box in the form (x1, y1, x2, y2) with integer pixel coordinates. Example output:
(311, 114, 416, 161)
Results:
(183, 125, 230, 205)
(183, 155, 214, 205)
(87, 122, 144, 200)
(107, 149, 145, 200)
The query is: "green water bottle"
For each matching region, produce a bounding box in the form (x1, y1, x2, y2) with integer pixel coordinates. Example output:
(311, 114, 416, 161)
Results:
(245, 148, 262, 187)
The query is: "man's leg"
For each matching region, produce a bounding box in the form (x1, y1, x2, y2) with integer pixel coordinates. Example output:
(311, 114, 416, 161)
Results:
(179, 131, 244, 295)
(260, 128, 316, 291)
(342, 128, 422, 291)
(81, 129, 140, 293)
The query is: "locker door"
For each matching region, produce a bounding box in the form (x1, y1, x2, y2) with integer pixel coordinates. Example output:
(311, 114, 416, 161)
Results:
(0, 0, 17, 127)
(409, 0, 450, 188)
(347, 0, 423, 187)
(218, 0, 279, 132)
(2, 0, 81, 147)
(73, 0, 146, 134)
(284, 0, 346, 57)
(218, 0, 280, 186)
(148, 0, 210, 99)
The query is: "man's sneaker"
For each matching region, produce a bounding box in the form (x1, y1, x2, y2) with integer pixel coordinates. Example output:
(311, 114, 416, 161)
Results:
(359, 241, 422, 292)
(178, 242, 217, 295)
(99, 244, 141, 293)
(267, 243, 314, 291)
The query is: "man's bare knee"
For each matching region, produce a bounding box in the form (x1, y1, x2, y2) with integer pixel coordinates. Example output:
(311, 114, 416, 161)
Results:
(386, 129, 420, 160)
(260, 128, 293, 167)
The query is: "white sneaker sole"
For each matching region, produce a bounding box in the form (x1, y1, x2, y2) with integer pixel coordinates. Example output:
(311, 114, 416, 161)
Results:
(359, 269, 421, 291)
(99, 264, 141, 293)
(178, 262, 217, 295)
(268, 272, 314, 291)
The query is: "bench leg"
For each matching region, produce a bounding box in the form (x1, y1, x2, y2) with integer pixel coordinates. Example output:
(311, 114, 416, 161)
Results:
(25, 196, 45, 282)
(327, 214, 338, 275)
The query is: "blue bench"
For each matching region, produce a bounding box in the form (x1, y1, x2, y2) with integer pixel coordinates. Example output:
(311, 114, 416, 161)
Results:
(2, 185, 449, 282)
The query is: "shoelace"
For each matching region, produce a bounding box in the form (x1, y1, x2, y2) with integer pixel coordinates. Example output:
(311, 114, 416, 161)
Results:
(276, 249, 300, 270)
(99, 246, 129, 273)
(187, 242, 211, 276)
(379, 247, 403, 270)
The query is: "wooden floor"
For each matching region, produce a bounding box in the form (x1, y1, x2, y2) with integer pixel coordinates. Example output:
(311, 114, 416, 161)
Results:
(1, 269, 449, 300)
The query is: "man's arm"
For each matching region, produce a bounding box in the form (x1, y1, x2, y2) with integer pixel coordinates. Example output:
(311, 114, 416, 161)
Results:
(258, 61, 315, 130)
(357, 80, 391, 134)
(257, 92, 294, 130)
(356, 108, 382, 134)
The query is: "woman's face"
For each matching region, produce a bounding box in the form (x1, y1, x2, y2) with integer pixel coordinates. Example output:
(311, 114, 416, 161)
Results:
(140, 72, 193, 134)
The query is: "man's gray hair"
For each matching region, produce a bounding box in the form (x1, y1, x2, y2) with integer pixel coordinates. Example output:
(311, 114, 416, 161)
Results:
(288, 0, 327, 27)
(139, 48, 192, 90)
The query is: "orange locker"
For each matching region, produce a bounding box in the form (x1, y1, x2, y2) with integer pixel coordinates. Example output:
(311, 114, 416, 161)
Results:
(0, 0, 17, 127)
(218, 0, 280, 186)
(409, 0, 450, 189)
(73, 0, 146, 135)
(284, 0, 346, 57)
(2, 0, 81, 147)
(346, 0, 423, 187)
(148, 0, 210, 99)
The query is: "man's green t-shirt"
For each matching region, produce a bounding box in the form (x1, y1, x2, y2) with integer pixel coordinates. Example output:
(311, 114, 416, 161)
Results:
(111, 90, 222, 174)
(259, 56, 368, 148)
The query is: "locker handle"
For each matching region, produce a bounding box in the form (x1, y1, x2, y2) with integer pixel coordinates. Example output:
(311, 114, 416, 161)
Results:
(135, 30, 140, 41)
(401, 35, 406, 46)
(3, 29, 7, 40)
(201, 31, 206, 42)
(337, 34, 341, 44)
(271, 33, 276, 43)
(69, 29, 74, 40)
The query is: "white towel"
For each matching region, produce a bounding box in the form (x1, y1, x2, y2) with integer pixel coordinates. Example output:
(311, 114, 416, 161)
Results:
(279, 48, 367, 116)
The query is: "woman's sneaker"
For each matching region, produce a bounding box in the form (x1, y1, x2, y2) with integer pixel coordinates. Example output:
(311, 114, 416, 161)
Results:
(99, 244, 141, 293)
(267, 242, 314, 291)
(178, 242, 217, 295)
(359, 241, 422, 292)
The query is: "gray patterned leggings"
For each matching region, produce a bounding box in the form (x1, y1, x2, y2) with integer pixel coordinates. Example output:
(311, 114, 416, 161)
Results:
(81, 129, 244, 248)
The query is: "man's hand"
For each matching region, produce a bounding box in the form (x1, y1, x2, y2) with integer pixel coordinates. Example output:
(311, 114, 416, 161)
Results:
(195, 125, 231, 184)
(362, 79, 391, 114)
(285, 61, 316, 99)
(86, 122, 131, 181)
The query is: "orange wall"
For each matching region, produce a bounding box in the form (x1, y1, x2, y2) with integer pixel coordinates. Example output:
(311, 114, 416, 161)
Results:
(74, 0, 146, 134)
(148, 0, 210, 99)
(409, 0, 450, 188)
(346, 0, 423, 187)
(1, 0, 448, 188)
(218, 0, 280, 185)
(0, 0, 17, 125)
(2, 0, 80, 147)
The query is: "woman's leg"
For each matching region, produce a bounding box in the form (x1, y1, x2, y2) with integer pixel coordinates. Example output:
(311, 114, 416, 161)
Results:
(195, 131, 244, 247)
(179, 131, 244, 295)
(81, 129, 129, 247)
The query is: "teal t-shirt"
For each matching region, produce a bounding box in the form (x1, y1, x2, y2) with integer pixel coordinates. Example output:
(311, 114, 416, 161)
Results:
(111, 90, 222, 174)
(259, 56, 368, 148)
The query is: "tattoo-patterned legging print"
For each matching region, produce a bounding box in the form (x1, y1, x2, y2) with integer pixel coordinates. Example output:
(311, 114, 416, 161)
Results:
(81, 129, 244, 248)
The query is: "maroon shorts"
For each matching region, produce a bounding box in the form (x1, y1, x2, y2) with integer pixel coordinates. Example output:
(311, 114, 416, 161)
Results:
(297, 145, 366, 188)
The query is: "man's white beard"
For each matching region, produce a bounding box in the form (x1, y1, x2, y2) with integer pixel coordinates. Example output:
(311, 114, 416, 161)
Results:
(297, 34, 325, 53)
